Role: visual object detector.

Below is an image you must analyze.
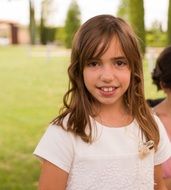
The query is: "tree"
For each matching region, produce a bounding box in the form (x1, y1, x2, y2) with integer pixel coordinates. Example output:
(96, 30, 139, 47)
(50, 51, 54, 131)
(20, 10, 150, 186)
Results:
(40, 0, 46, 44)
(129, 0, 146, 54)
(117, 0, 129, 21)
(146, 21, 167, 47)
(167, 0, 171, 45)
(29, 0, 36, 44)
(65, 0, 81, 48)
(8, 0, 36, 45)
(40, 0, 57, 44)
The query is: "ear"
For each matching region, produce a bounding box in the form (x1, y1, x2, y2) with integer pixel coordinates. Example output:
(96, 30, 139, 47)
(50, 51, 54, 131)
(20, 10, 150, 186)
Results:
(159, 81, 165, 89)
(160, 81, 169, 94)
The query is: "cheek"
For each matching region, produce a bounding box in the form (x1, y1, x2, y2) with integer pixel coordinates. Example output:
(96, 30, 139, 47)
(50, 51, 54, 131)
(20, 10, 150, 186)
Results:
(126, 72, 131, 82)
(83, 69, 95, 85)
(120, 70, 131, 84)
(83, 70, 90, 89)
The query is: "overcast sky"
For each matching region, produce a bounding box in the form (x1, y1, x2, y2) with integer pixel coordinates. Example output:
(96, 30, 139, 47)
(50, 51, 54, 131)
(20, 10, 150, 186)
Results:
(0, 0, 169, 30)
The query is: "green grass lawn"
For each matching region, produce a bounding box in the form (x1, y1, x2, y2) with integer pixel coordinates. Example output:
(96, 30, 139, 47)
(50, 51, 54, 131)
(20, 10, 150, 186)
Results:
(0, 45, 69, 190)
(0, 45, 164, 189)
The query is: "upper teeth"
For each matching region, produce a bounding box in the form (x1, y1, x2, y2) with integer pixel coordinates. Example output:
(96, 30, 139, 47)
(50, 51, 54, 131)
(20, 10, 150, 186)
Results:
(101, 87, 114, 92)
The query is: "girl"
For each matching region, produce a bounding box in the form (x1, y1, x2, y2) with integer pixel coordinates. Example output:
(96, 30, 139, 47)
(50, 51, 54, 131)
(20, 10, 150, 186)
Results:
(34, 15, 171, 190)
(152, 46, 171, 190)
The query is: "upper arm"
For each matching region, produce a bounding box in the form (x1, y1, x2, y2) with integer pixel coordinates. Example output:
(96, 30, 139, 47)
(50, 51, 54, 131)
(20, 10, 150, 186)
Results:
(39, 160, 69, 190)
(34, 125, 75, 175)
(154, 164, 167, 190)
(154, 115, 171, 165)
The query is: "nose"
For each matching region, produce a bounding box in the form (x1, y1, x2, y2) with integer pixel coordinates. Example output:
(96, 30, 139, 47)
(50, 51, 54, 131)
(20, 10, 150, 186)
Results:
(100, 64, 114, 82)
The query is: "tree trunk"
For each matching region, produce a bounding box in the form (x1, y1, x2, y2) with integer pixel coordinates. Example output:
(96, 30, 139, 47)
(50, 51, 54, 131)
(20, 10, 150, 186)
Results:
(129, 0, 145, 54)
(167, 0, 171, 45)
(29, 0, 36, 45)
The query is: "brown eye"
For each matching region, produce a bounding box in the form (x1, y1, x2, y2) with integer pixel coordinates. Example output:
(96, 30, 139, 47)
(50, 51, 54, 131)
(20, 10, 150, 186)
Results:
(88, 62, 98, 67)
(116, 60, 127, 66)
(87, 60, 100, 67)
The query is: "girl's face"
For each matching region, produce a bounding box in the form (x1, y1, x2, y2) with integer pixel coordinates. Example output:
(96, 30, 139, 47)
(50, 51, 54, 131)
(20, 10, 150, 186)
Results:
(83, 36, 131, 110)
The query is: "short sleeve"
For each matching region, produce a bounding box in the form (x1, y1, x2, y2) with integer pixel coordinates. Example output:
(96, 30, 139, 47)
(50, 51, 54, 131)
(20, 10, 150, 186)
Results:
(154, 115, 171, 165)
(33, 124, 74, 173)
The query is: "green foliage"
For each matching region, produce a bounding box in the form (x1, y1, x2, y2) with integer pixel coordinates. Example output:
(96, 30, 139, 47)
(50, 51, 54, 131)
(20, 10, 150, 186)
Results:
(146, 21, 167, 47)
(47, 27, 56, 42)
(40, 23, 56, 44)
(117, 0, 129, 21)
(129, 0, 146, 54)
(146, 32, 167, 47)
(40, 13, 46, 44)
(43, 27, 56, 44)
(65, 0, 81, 48)
(55, 27, 66, 46)
(40, 0, 57, 45)
(167, 0, 171, 45)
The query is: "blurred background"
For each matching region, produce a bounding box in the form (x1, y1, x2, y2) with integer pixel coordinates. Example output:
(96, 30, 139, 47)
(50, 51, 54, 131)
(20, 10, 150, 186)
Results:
(0, 0, 170, 189)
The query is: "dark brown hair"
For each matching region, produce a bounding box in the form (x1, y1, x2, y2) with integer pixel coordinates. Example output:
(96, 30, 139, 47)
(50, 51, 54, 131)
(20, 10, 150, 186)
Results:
(152, 46, 171, 90)
(52, 15, 159, 148)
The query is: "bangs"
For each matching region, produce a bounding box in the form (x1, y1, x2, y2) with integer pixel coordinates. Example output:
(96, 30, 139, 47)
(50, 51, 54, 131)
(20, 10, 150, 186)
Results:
(91, 36, 111, 59)
(82, 35, 112, 66)
(76, 27, 115, 67)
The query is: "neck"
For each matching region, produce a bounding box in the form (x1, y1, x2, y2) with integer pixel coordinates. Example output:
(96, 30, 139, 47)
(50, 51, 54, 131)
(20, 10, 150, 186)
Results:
(94, 102, 132, 127)
(95, 100, 128, 115)
(163, 95, 171, 110)
(154, 93, 171, 115)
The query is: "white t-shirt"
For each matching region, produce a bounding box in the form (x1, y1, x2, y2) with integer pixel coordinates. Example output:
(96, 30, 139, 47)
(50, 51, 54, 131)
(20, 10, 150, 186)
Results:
(34, 115, 171, 190)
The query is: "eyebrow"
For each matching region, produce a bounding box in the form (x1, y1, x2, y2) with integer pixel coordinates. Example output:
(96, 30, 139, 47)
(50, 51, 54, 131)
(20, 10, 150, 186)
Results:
(89, 56, 127, 62)
(111, 56, 127, 60)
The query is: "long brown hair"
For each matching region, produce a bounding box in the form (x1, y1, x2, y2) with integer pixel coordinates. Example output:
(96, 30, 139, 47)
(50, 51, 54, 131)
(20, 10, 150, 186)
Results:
(52, 15, 159, 148)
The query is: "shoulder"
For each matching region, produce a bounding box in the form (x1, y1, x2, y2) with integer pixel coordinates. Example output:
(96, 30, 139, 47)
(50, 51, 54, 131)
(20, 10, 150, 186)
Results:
(153, 114, 171, 165)
(33, 121, 76, 172)
(152, 114, 168, 136)
(152, 114, 166, 132)
(38, 122, 76, 147)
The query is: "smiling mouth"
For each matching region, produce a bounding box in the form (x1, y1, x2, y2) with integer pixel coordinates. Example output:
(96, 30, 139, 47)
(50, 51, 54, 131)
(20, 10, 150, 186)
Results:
(99, 86, 118, 92)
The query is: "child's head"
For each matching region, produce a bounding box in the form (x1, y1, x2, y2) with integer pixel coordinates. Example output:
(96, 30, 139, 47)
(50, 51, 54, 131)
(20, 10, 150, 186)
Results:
(152, 46, 171, 91)
(68, 14, 143, 114)
(56, 15, 159, 147)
